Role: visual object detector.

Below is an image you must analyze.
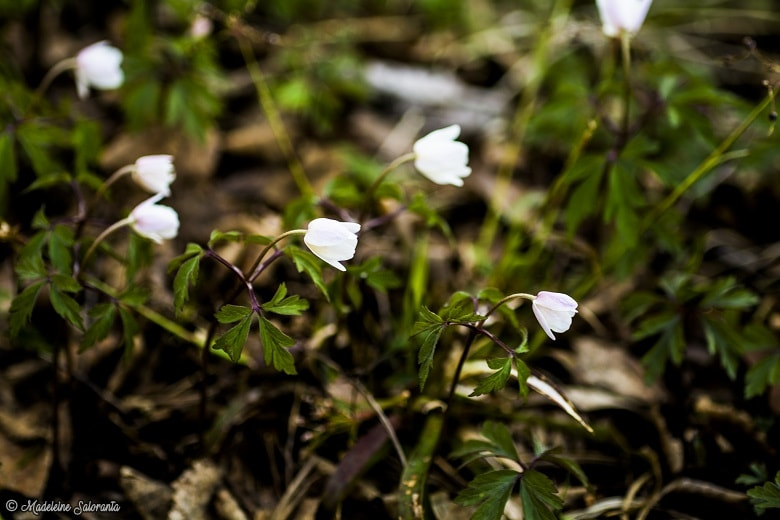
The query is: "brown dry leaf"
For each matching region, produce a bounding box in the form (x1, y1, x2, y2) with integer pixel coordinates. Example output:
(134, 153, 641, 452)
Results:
(168, 459, 223, 520)
(101, 126, 221, 180)
(555, 337, 666, 405)
(0, 406, 51, 498)
(120, 465, 173, 520)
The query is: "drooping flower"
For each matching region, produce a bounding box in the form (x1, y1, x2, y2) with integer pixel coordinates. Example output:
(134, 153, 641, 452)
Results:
(131, 155, 176, 196)
(75, 41, 124, 99)
(413, 124, 472, 187)
(128, 195, 179, 243)
(595, 0, 653, 38)
(304, 218, 360, 271)
(532, 291, 578, 341)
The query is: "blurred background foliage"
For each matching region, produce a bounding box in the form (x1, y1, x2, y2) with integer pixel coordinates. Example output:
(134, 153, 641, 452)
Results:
(2, 0, 780, 518)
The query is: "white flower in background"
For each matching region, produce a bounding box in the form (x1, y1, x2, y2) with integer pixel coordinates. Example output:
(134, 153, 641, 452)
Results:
(75, 41, 124, 99)
(131, 155, 176, 196)
(596, 0, 653, 38)
(413, 124, 472, 187)
(128, 195, 180, 243)
(304, 218, 361, 271)
(190, 14, 213, 39)
(532, 291, 578, 340)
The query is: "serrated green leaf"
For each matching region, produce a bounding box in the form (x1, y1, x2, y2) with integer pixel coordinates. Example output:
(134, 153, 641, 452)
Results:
(213, 312, 254, 362)
(16, 232, 47, 281)
(80, 303, 116, 351)
(9, 280, 46, 337)
(258, 316, 297, 375)
(48, 224, 74, 275)
(701, 279, 758, 309)
(538, 450, 590, 487)
(168, 243, 203, 272)
(509, 358, 529, 400)
(701, 315, 740, 380)
(748, 472, 780, 515)
(641, 316, 685, 382)
(470, 358, 512, 397)
(215, 304, 252, 324)
(51, 274, 81, 293)
(261, 283, 309, 316)
(50, 285, 84, 330)
(173, 252, 201, 313)
(208, 230, 244, 247)
(286, 245, 329, 300)
(440, 291, 481, 323)
(416, 324, 443, 391)
(519, 469, 563, 520)
(745, 352, 780, 399)
(118, 306, 140, 357)
(455, 469, 519, 520)
(482, 421, 520, 461)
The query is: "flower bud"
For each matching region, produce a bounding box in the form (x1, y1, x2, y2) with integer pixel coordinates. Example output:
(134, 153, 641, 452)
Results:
(129, 195, 179, 243)
(596, 0, 653, 38)
(304, 218, 360, 271)
(413, 125, 472, 187)
(532, 291, 578, 340)
(131, 155, 176, 196)
(75, 41, 124, 99)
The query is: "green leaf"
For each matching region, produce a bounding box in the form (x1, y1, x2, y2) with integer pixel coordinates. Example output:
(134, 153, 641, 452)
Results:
(118, 306, 140, 357)
(451, 421, 519, 466)
(641, 316, 685, 382)
(208, 230, 245, 247)
(48, 225, 74, 275)
(701, 277, 758, 309)
(51, 274, 81, 293)
(455, 469, 519, 520)
(80, 303, 117, 351)
(9, 280, 46, 337)
(258, 316, 297, 375)
(440, 291, 482, 323)
(0, 130, 17, 206)
(514, 357, 531, 399)
(519, 469, 564, 520)
(745, 352, 780, 399)
(537, 449, 590, 488)
(213, 311, 254, 362)
(286, 246, 329, 300)
(15, 232, 47, 281)
(748, 472, 780, 515)
(416, 323, 443, 391)
(50, 285, 84, 331)
(470, 357, 512, 397)
(262, 283, 309, 316)
(701, 315, 741, 380)
(173, 248, 201, 313)
(215, 304, 252, 324)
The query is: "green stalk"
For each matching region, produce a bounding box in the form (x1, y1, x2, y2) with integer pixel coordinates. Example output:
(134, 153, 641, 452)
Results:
(236, 36, 314, 199)
(476, 0, 572, 261)
(644, 90, 777, 228)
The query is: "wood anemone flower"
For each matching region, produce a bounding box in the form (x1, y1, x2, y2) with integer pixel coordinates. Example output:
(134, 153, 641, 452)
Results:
(304, 218, 361, 272)
(532, 291, 578, 340)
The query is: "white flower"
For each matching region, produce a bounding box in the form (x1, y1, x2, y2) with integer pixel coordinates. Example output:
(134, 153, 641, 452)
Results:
(129, 195, 179, 244)
(75, 41, 124, 99)
(532, 291, 578, 341)
(131, 155, 176, 196)
(413, 124, 472, 187)
(190, 14, 213, 39)
(304, 218, 361, 272)
(596, 0, 653, 38)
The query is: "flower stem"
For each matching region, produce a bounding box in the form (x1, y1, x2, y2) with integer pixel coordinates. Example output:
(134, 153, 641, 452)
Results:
(481, 292, 536, 324)
(361, 152, 416, 218)
(247, 229, 307, 282)
(619, 33, 633, 147)
(94, 164, 135, 202)
(79, 217, 132, 272)
(32, 57, 77, 102)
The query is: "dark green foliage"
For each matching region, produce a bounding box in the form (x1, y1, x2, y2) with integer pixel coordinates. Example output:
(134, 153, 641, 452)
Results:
(748, 471, 780, 515)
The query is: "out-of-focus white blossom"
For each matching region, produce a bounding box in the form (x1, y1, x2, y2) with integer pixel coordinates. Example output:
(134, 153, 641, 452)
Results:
(129, 195, 179, 243)
(413, 125, 472, 187)
(304, 218, 360, 271)
(532, 291, 578, 340)
(75, 41, 124, 99)
(190, 14, 213, 39)
(131, 155, 176, 196)
(596, 0, 653, 38)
